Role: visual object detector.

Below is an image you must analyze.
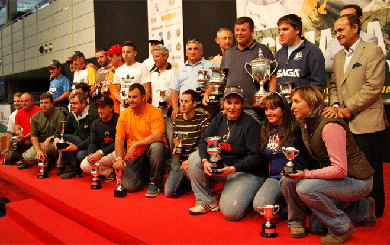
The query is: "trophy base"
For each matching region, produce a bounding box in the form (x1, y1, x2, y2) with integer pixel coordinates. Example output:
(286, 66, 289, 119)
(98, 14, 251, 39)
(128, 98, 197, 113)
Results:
(208, 94, 221, 105)
(261, 223, 278, 238)
(211, 166, 223, 174)
(91, 179, 102, 189)
(2, 160, 8, 165)
(114, 188, 127, 198)
(158, 101, 168, 109)
(56, 142, 70, 150)
(175, 146, 185, 155)
(283, 166, 296, 176)
(252, 95, 264, 107)
(37, 172, 49, 179)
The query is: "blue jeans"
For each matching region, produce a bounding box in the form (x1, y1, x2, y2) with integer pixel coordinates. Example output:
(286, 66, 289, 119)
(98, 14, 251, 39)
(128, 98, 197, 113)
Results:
(62, 134, 88, 173)
(253, 177, 283, 210)
(187, 151, 265, 221)
(122, 142, 170, 192)
(164, 154, 190, 198)
(280, 176, 373, 235)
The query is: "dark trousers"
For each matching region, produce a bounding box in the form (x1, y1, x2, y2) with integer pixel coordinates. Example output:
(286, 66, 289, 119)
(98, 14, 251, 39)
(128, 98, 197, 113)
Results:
(353, 131, 385, 217)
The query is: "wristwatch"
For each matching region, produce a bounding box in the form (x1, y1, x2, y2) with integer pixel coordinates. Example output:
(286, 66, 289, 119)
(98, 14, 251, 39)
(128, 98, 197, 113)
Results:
(230, 166, 235, 172)
(115, 157, 123, 161)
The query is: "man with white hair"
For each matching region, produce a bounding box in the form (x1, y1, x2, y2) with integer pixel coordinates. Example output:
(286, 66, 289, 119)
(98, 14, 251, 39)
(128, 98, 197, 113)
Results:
(211, 28, 233, 67)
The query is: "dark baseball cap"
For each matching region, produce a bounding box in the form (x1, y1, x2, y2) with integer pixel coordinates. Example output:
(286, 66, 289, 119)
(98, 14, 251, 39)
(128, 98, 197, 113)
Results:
(94, 96, 114, 107)
(68, 51, 85, 60)
(47, 60, 61, 67)
(224, 86, 244, 98)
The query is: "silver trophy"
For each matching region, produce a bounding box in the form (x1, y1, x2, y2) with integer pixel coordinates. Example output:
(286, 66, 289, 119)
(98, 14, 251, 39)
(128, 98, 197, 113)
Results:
(282, 147, 299, 176)
(208, 67, 225, 105)
(122, 91, 129, 106)
(37, 157, 49, 179)
(196, 67, 208, 103)
(175, 133, 188, 155)
(257, 205, 280, 238)
(206, 136, 222, 173)
(56, 121, 70, 150)
(245, 49, 277, 107)
(103, 80, 110, 94)
(157, 89, 169, 108)
(114, 169, 127, 198)
(91, 163, 102, 189)
(279, 82, 292, 103)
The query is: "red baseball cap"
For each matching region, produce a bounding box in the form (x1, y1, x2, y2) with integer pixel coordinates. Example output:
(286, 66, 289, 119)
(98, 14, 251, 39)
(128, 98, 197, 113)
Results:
(106, 45, 122, 55)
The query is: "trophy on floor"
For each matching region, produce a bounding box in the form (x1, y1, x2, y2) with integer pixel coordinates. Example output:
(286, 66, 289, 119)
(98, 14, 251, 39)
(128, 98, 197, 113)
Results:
(122, 91, 129, 106)
(114, 169, 127, 198)
(37, 157, 49, 179)
(157, 89, 169, 108)
(282, 147, 299, 176)
(196, 67, 208, 104)
(208, 67, 225, 105)
(257, 205, 280, 238)
(245, 49, 277, 107)
(56, 121, 70, 150)
(103, 80, 110, 94)
(175, 133, 188, 156)
(90, 163, 102, 189)
(10, 131, 21, 152)
(206, 136, 222, 173)
(1, 153, 7, 165)
(279, 82, 292, 103)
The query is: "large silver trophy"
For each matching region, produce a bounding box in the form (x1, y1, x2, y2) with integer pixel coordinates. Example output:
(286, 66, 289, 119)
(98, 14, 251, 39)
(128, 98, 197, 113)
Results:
(257, 205, 280, 238)
(208, 67, 225, 105)
(56, 121, 69, 150)
(196, 67, 208, 103)
(157, 89, 169, 108)
(245, 49, 277, 107)
(206, 136, 222, 173)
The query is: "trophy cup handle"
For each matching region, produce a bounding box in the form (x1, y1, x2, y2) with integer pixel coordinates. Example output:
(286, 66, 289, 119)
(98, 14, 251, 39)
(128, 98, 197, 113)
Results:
(256, 206, 265, 215)
(270, 60, 278, 77)
(294, 149, 300, 157)
(281, 147, 286, 154)
(273, 205, 280, 215)
(244, 62, 255, 81)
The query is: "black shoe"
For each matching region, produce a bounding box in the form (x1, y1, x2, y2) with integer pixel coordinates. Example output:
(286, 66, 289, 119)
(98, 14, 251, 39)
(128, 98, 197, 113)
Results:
(57, 167, 66, 176)
(17, 160, 29, 170)
(61, 171, 76, 179)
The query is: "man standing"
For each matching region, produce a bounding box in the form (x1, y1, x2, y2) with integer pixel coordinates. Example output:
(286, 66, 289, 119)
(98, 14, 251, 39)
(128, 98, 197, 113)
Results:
(325, 14, 386, 218)
(143, 36, 178, 72)
(69, 51, 96, 93)
(113, 83, 170, 198)
(95, 47, 112, 85)
(211, 28, 233, 67)
(105, 45, 124, 114)
(170, 39, 217, 120)
(325, 4, 378, 72)
(275, 14, 326, 89)
(165, 89, 210, 198)
(80, 96, 118, 181)
(150, 44, 176, 149)
(54, 92, 99, 179)
(8, 93, 41, 168)
(23, 93, 65, 168)
(210, 17, 277, 121)
(47, 60, 71, 111)
(1, 93, 22, 160)
(113, 41, 151, 112)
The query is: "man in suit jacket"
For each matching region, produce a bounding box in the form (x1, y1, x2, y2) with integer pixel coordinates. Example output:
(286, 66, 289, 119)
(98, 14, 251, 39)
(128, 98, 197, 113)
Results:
(324, 4, 378, 72)
(324, 14, 386, 218)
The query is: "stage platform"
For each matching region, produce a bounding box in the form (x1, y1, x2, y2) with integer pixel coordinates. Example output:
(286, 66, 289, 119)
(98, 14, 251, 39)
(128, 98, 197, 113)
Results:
(0, 162, 389, 244)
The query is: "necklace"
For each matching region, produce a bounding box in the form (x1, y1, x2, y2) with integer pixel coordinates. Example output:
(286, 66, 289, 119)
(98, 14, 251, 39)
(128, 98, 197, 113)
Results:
(223, 119, 237, 142)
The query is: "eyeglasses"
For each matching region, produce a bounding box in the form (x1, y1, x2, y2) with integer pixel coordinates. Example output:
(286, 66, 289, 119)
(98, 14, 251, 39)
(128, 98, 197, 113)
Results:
(187, 38, 201, 44)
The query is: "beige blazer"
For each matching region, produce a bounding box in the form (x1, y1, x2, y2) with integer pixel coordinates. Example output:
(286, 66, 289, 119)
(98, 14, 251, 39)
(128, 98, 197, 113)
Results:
(329, 40, 386, 134)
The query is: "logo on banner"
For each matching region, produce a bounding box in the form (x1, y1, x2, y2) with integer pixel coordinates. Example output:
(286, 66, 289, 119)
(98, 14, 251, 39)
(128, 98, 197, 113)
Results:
(154, 3, 159, 12)
(165, 23, 174, 28)
(168, 44, 172, 52)
(151, 25, 163, 31)
(159, 32, 163, 39)
(173, 55, 182, 60)
(167, 31, 171, 40)
(169, 0, 175, 6)
(162, 12, 176, 21)
(151, 18, 156, 23)
(176, 43, 181, 50)
(294, 52, 302, 60)
(176, 29, 180, 37)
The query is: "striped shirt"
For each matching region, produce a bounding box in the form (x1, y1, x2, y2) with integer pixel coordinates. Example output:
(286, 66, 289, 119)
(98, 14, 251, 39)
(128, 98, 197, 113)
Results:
(173, 111, 210, 158)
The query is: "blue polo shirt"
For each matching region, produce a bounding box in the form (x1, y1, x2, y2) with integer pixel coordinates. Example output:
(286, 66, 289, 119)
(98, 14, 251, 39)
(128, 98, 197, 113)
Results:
(169, 57, 217, 97)
(49, 75, 71, 107)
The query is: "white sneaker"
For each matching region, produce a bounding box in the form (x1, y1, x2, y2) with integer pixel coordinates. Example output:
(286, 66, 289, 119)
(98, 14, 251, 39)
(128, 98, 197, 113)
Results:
(188, 203, 219, 215)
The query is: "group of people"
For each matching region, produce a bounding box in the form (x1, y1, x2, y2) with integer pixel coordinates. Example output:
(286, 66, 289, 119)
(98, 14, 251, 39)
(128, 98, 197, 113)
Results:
(0, 4, 386, 245)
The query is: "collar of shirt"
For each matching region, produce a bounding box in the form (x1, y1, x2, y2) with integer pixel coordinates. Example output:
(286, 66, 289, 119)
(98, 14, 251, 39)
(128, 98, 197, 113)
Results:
(152, 63, 173, 74)
(287, 39, 304, 59)
(234, 40, 257, 51)
(185, 57, 206, 67)
(343, 38, 361, 74)
(73, 105, 90, 121)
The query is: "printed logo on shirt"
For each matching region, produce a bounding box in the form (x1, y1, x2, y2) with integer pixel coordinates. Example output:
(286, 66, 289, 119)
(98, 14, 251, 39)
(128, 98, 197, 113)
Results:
(220, 142, 231, 151)
(276, 69, 300, 78)
(84, 125, 89, 128)
(294, 51, 302, 60)
(104, 131, 114, 144)
(266, 133, 281, 154)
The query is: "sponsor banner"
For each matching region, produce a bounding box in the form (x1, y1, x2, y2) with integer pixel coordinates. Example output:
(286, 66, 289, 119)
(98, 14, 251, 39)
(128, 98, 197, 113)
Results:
(0, 104, 11, 133)
(147, 0, 184, 66)
(237, 0, 390, 103)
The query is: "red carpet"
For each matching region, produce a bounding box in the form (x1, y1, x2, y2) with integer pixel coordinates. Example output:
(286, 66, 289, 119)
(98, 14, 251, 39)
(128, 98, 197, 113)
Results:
(0, 161, 389, 244)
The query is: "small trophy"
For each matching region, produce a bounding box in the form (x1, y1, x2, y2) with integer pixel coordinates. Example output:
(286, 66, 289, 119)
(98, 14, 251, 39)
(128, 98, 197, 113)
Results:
(90, 163, 102, 189)
(37, 157, 49, 179)
(208, 67, 225, 105)
(56, 121, 70, 150)
(282, 147, 299, 176)
(257, 205, 280, 238)
(94, 82, 102, 99)
(1, 153, 7, 165)
(245, 49, 277, 107)
(175, 133, 188, 155)
(11, 132, 21, 151)
(157, 89, 169, 108)
(206, 136, 223, 173)
(103, 80, 110, 94)
(279, 82, 292, 103)
(196, 67, 208, 104)
(122, 91, 129, 106)
(114, 169, 127, 198)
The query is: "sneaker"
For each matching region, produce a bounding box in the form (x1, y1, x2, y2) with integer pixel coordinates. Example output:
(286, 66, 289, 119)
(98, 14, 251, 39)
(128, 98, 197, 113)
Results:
(320, 222, 355, 245)
(362, 197, 376, 227)
(57, 167, 66, 176)
(17, 160, 29, 170)
(61, 171, 82, 179)
(105, 171, 116, 182)
(188, 203, 219, 215)
(145, 183, 160, 198)
(291, 227, 306, 238)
